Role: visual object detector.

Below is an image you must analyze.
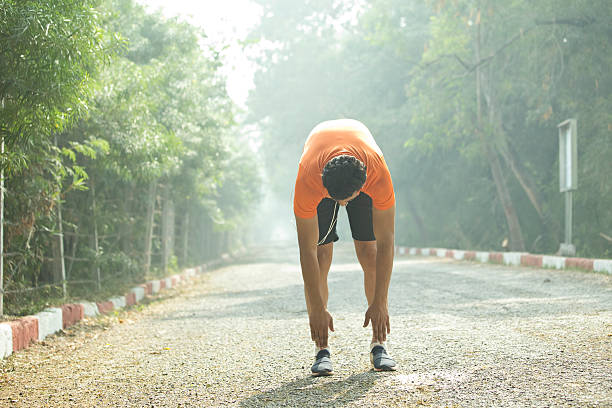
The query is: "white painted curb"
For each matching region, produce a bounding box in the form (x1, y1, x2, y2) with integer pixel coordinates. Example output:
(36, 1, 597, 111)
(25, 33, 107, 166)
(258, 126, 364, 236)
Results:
(80, 302, 99, 317)
(109, 296, 126, 309)
(151, 280, 161, 294)
(475, 252, 489, 263)
(131, 287, 145, 302)
(0, 262, 213, 361)
(33, 313, 48, 342)
(35, 308, 62, 341)
(0, 323, 12, 358)
(593, 259, 612, 274)
(542, 256, 565, 269)
(503, 252, 523, 266)
(396, 246, 610, 275)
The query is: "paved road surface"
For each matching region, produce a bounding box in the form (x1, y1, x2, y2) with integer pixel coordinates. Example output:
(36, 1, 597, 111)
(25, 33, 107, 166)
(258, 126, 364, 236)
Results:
(1, 242, 611, 407)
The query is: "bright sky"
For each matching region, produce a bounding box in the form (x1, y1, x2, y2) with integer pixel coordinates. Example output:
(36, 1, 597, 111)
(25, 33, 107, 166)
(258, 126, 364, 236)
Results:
(137, 0, 263, 107)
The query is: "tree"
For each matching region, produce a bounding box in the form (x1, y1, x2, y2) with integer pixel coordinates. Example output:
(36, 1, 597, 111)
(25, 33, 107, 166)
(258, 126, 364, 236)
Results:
(0, 0, 111, 314)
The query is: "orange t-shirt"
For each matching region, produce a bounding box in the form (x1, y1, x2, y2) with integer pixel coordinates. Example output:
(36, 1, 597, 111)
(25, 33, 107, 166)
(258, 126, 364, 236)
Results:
(294, 119, 395, 218)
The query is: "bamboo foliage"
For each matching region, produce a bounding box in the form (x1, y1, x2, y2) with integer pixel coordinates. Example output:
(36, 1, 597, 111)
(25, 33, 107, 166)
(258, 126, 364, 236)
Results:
(0, 0, 261, 316)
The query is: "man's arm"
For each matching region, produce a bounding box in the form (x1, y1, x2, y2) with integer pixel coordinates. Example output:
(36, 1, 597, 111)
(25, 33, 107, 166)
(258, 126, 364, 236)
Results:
(363, 204, 395, 342)
(295, 215, 334, 348)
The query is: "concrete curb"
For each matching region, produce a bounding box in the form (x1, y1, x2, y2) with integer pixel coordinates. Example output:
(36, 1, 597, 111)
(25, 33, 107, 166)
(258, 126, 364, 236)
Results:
(0, 323, 13, 358)
(395, 246, 612, 275)
(80, 302, 99, 318)
(35, 308, 62, 341)
(0, 253, 233, 360)
(8, 316, 38, 352)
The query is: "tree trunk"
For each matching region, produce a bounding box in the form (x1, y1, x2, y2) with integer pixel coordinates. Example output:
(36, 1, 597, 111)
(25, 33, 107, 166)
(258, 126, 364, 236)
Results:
(53, 194, 67, 297)
(182, 211, 189, 266)
(205, 219, 212, 261)
(66, 229, 78, 279)
(52, 136, 67, 297)
(475, 18, 525, 251)
(120, 184, 134, 257)
(481, 79, 546, 221)
(0, 138, 4, 315)
(91, 180, 101, 290)
(498, 144, 544, 218)
(404, 191, 429, 244)
(485, 145, 526, 251)
(161, 185, 175, 274)
(143, 181, 157, 275)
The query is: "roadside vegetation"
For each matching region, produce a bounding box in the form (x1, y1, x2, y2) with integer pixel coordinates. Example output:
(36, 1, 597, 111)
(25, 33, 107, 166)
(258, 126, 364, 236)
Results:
(0, 0, 260, 316)
(247, 0, 611, 258)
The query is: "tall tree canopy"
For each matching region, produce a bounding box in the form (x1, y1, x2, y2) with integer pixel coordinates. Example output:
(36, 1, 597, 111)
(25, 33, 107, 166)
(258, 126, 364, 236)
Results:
(247, 0, 611, 257)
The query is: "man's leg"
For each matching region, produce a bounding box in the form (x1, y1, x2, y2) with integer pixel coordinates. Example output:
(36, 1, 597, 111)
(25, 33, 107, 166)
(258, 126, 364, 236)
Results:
(355, 238, 397, 371)
(347, 193, 397, 371)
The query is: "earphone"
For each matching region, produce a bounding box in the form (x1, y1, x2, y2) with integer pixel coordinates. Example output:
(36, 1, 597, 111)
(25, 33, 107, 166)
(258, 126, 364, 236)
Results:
(317, 201, 338, 245)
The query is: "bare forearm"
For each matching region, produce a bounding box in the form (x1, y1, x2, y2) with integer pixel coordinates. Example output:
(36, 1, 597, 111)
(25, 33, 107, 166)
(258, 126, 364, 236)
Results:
(373, 238, 394, 304)
(299, 249, 324, 311)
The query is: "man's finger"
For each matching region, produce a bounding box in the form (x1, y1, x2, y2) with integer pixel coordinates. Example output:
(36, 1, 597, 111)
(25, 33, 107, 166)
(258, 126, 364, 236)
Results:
(363, 314, 370, 328)
(386, 317, 391, 334)
(329, 316, 334, 332)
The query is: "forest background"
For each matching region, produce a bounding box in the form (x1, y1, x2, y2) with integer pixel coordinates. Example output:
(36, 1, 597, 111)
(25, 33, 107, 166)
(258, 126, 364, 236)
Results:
(1, 0, 610, 316)
(247, 0, 611, 259)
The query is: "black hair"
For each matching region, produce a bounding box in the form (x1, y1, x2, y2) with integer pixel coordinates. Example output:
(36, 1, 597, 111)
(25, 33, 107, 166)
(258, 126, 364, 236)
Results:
(322, 155, 367, 200)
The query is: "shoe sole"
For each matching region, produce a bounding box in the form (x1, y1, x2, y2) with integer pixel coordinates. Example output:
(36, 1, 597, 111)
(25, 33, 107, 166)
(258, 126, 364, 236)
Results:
(311, 370, 333, 377)
(370, 353, 398, 371)
(373, 366, 397, 372)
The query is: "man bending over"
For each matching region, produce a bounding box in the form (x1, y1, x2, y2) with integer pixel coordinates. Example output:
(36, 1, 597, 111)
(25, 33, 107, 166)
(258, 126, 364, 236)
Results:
(294, 119, 397, 376)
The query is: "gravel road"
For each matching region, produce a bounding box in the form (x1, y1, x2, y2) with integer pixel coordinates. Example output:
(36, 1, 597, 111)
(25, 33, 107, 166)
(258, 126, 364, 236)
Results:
(1, 242, 611, 407)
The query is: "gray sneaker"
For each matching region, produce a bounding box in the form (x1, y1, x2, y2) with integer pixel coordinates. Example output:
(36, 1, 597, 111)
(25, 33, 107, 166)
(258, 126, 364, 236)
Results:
(311, 349, 333, 376)
(370, 345, 397, 371)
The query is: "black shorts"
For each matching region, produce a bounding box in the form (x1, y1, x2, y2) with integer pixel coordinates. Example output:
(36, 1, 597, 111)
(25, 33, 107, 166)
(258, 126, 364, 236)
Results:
(317, 192, 375, 245)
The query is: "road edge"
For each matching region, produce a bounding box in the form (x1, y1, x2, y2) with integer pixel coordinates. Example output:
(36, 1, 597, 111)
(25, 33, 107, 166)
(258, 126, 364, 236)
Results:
(0, 251, 239, 360)
(395, 246, 612, 275)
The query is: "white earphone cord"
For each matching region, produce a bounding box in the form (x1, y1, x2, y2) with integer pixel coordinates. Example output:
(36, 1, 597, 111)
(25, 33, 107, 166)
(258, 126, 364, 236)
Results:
(317, 201, 338, 245)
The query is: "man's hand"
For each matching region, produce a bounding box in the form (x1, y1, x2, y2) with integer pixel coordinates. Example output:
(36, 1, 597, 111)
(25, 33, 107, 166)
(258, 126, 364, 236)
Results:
(363, 302, 390, 343)
(309, 308, 334, 348)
